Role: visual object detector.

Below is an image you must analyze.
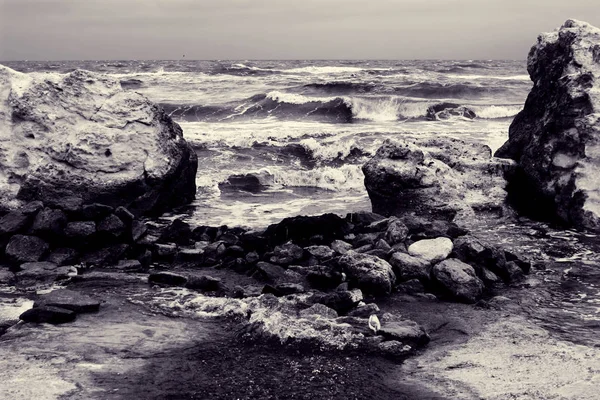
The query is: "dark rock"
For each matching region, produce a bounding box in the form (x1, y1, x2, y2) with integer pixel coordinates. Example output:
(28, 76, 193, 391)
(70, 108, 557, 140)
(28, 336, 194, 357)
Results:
(45, 248, 79, 266)
(137, 249, 152, 267)
(239, 231, 268, 253)
(30, 208, 67, 237)
(269, 243, 304, 265)
(504, 250, 532, 274)
(338, 251, 396, 295)
(115, 206, 135, 225)
(347, 303, 380, 318)
(494, 20, 600, 231)
(224, 245, 245, 258)
(353, 233, 381, 248)
(218, 171, 274, 193)
(264, 214, 352, 246)
(148, 272, 188, 286)
(173, 248, 204, 265)
(253, 262, 287, 283)
(364, 249, 389, 259)
(389, 252, 431, 282)
(20, 201, 44, 216)
(97, 214, 126, 238)
(64, 221, 96, 240)
(396, 279, 426, 295)
(274, 283, 305, 295)
(245, 251, 260, 265)
(0, 211, 31, 235)
(81, 203, 114, 221)
(153, 243, 178, 262)
(0, 269, 15, 284)
(261, 284, 283, 297)
(34, 289, 100, 313)
(345, 211, 387, 228)
(305, 265, 344, 289)
(432, 259, 485, 303)
(114, 259, 143, 272)
(305, 245, 336, 260)
(16, 262, 72, 286)
(186, 275, 223, 292)
(19, 306, 76, 324)
(45, 196, 83, 214)
(384, 217, 409, 245)
(218, 233, 239, 246)
(310, 289, 364, 314)
(81, 244, 129, 266)
(452, 235, 509, 280)
(375, 239, 392, 252)
(354, 244, 373, 253)
(379, 320, 430, 347)
(131, 220, 148, 242)
(5, 235, 49, 263)
(158, 218, 192, 245)
(426, 102, 476, 121)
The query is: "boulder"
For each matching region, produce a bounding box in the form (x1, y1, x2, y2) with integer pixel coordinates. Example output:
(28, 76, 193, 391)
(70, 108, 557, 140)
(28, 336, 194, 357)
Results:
(81, 203, 114, 221)
(0, 211, 31, 235)
(34, 289, 100, 313)
(310, 289, 363, 314)
(408, 237, 453, 264)
(97, 214, 126, 238)
(158, 218, 193, 245)
(362, 138, 512, 221)
(338, 251, 396, 295)
(64, 221, 96, 240)
(452, 235, 509, 280)
(45, 248, 79, 266)
(384, 217, 409, 245)
(494, 20, 600, 230)
(30, 208, 67, 237)
(432, 259, 485, 303)
(347, 303, 380, 318)
(268, 243, 304, 266)
(305, 245, 336, 260)
(331, 240, 353, 255)
(299, 304, 338, 319)
(0, 66, 197, 216)
(253, 262, 287, 283)
(15, 262, 72, 286)
(5, 235, 49, 263)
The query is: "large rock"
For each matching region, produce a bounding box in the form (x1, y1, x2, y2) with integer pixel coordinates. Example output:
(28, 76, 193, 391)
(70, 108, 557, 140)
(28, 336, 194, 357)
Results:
(362, 138, 513, 222)
(495, 20, 600, 231)
(338, 251, 396, 295)
(432, 259, 485, 303)
(5, 235, 49, 263)
(407, 237, 453, 264)
(34, 289, 100, 313)
(0, 66, 197, 215)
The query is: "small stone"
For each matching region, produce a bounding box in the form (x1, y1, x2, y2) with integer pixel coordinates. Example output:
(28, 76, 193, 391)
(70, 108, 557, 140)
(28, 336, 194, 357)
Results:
(375, 239, 392, 252)
(379, 319, 430, 347)
(378, 341, 413, 358)
(97, 214, 126, 238)
(30, 208, 67, 236)
(20, 201, 44, 216)
(34, 289, 100, 313)
(245, 251, 260, 264)
(0, 269, 15, 284)
(186, 275, 222, 291)
(64, 221, 96, 239)
(0, 211, 31, 235)
(158, 218, 192, 245)
(299, 303, 338, 319)
(115, 259, 143, 272)
(433, 258, 485, 303)
(275, 283, 305, 295)
(5, 235, 49, 263)
(384, 218, 409, 245)
(114, 206, 135, 225)
(331, 240, 353, 255)
(408, 237, 453, 263)
(81, 203, 114, 221)
(353, 233, 380, 248)
(305, 245, 335, 260)
(396, 279, 425, 294)
(348, 303, 380, 318)
(254, 262, 287, 283)
(269, 243, 304, 265)
(389, 252, 431, 282)
(19, 306, 76, 324)
(148, 272, 188, 286)
(154, 243, 178, 258)
(131, 220, 148, 242)
(45, 248, 79, 266)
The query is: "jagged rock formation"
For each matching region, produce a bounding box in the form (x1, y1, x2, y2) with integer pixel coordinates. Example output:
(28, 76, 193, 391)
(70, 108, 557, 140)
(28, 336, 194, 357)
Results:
(495, 20, 600, 230)
(362, 137, 514, 222)
(0, 65, 197, 216)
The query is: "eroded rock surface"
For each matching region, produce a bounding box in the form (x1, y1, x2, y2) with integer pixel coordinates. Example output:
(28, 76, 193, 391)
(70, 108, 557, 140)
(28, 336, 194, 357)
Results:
(0, 65, 197, 215)
(495, 20, 600, 231)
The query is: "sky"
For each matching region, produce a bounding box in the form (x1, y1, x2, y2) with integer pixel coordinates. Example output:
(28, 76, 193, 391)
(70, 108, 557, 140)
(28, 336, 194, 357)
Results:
(1, 0, 599, 61)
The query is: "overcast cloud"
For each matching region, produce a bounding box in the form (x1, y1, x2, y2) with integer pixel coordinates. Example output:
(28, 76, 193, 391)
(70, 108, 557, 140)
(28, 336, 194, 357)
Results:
(1, 0, 599, 60)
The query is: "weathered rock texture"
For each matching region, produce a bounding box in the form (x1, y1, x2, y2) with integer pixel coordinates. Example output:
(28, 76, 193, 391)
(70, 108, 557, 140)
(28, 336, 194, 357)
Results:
(0, 65, 197, 216)
(363, 138, 513, 221)
(495, 20, 600, 230)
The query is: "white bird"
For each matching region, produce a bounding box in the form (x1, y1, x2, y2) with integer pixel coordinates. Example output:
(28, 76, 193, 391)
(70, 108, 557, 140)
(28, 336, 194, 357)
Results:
(368, 314, 381, 334)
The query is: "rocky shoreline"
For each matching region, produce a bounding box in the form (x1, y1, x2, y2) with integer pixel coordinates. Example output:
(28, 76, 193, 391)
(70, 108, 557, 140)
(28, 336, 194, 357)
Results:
(1, 18, 600, 400)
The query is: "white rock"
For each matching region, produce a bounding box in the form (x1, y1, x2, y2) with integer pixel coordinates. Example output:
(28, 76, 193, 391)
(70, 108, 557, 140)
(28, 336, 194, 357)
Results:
(408, 237, 453, 263)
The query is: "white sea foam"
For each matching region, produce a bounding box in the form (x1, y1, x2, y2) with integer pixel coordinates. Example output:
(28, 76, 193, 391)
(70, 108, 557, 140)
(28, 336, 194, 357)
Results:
(473, 104, 523, 119)
(272, 164, 365, 191)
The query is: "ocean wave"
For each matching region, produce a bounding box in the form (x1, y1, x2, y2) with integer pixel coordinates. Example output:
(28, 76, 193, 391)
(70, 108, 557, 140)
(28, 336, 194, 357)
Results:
(471, 104, 523, 119)
(271, 164, 365, 191)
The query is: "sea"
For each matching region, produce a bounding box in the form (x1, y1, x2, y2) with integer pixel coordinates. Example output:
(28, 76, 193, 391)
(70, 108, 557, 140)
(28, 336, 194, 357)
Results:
(4, 59, 530, 228)
(3, 60, 600, 350)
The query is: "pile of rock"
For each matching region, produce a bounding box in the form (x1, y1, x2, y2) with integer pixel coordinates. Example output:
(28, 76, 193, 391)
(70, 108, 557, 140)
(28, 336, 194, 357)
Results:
(146, 211, 530, 306)
(0, 200, 152, 287)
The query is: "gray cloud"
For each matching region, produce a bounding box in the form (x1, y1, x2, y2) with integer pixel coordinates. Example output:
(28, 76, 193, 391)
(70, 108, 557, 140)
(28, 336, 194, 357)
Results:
(1, 0, 599, 60)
